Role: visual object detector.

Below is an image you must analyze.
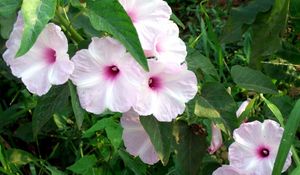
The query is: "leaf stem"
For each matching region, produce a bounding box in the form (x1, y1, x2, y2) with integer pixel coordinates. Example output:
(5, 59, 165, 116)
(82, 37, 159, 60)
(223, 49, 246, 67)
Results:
(55, 7, 84, 43)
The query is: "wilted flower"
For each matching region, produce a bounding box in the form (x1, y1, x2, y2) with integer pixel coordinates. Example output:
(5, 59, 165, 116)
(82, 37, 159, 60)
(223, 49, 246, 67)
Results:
(208, 123, 223, 154)
(3, 13, 74, 96)
(71, 37, 143, 114)
(229, 120, 292, 175)
(121, 109, 159, 164)
(119, 0, 172, 49)
(133, 59, 197, 121)
(213, 165, 244, 175)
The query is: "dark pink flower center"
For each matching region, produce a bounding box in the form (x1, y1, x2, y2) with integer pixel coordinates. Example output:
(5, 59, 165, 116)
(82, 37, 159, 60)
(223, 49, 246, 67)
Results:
(148, 76, 162, 91)
(44, 48, 56, 64)
(104, 65, 120, 80)
(257, 146, 270, 158)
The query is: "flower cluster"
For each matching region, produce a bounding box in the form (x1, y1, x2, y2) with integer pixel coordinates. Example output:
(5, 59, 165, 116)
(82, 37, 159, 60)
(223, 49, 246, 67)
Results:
(3, 0, 197, 122)
(213, 120, 292, 175)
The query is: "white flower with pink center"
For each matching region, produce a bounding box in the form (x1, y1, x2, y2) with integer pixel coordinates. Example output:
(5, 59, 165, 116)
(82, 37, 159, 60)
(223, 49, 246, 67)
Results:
(229, 120, 292, 175)
(208, 123, 223, 154)
(213, 165, 245, 175)
(143, 21, 186, 64)
(133, 59, 197, 122)
(119, 0, 172, 49)
(70, 37, 144, 114)
(2, 13, 74, 96)
(121, 109, 159, 164)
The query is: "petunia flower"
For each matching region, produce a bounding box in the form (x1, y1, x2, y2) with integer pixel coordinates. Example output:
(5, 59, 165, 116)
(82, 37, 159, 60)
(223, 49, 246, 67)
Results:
(208, 123, 223, 154)
(143, 21, 186, 65)
(71, 37, 144, 114)
(121, 109, 159, 164)
(236, 99, 250, 118)
(3, 13, 74, 96)
(228, 120, 292, 175)
(213, 165, 245, 175)
(119, 0, 172, 49)
(133, 59, 197, 122)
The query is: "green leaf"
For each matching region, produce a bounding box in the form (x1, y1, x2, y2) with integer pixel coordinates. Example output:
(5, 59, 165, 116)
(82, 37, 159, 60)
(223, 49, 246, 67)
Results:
(0, 0, 21, 17)
(16, 0, 57, 57)
(291, 166, 300, 175)
(221, 0, 274, 43)
(272, 99, 300, 175)
(231, 65, 278, 94)
(249, 0, 290, 68)
(186, 50, 219, 81)
(46, 166, 66, 175)
(86, 0, 148, 71)
(173, 121, 207, 175)
(32, 85, 70, 138)
(83, 117, 123, 149)
(276, 42, 300, 64)
(140, 116, 172, 165)
(67, 155, 97, 175)
(260, 94, 284, 125)
(6, 149, 35, 166)
(118, 150, 147, 175)
(68, 81, 86, 129)
(195, 82, 238, 132)
(171, 13, 185, 30)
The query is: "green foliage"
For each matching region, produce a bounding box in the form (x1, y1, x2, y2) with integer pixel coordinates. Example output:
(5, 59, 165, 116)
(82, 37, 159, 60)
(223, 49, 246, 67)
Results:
(140, 116, 173, 165)
(273, 100, 300, 175)
(16, 0, 57, 57)
(85, 0, 148, 71)
(173, 121, 207, 175)
(32, 85, 70, 138)
(67, 155, 97, 175)
(0, 0, 299, 174)
(221, 0, 274, 43)
(231, 65, 278, 94)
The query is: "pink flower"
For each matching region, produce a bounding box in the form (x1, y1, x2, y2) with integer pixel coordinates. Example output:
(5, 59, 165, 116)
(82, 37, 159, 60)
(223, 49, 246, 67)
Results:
(208, 123, 223, 154)
(229, 120, 292, 175)
(119, 0, 172, 49)
(143, 21, 186, 64)
(213, 165, 245, 175)
(71, 37, 144, 114)
(133, 59, 197, 121)
(3, 13, 74, 96)
(121, 109, 159, 164)
(236, 99, 250, 118)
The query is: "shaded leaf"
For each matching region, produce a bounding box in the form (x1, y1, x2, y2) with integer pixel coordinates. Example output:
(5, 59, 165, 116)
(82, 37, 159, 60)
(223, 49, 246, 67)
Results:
(173, 121, 207, 175)
(6, 149, 35, 166)
(83, 116, 123, 149)
(276, 42, 300, 64)
(186, 50, 219, 81)
(67, 155, 97, 175)
(118, 150, 147, 175)
(86, 0, 148, 71)
(32, 85, 70, 138)
(196, 82, 238, 132)
(221, 0, 274, 43)
(46, 166, 66, 175)
(68, 81, 86, 129)
(231, 65, 278, 94)
(140, 116, 172, 165)
(16, 0, 56, 57)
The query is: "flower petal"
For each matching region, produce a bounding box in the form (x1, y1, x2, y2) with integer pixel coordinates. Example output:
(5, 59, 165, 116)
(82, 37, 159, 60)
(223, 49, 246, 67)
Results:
(121, 109, 159, 164)
(212, 165, 244, 175)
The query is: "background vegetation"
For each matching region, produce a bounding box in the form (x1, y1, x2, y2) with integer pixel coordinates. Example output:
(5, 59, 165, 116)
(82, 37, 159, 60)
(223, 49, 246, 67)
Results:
(0, 0, 300, 174)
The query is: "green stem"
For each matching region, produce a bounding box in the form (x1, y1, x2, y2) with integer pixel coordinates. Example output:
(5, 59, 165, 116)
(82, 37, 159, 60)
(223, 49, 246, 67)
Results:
(292, 146, 300, 166)
(55, 8, 84, 43)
